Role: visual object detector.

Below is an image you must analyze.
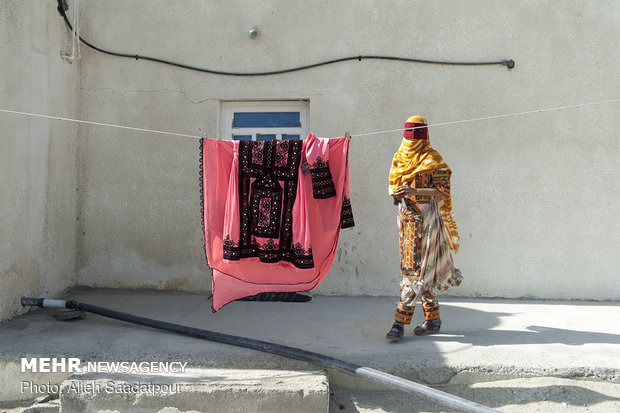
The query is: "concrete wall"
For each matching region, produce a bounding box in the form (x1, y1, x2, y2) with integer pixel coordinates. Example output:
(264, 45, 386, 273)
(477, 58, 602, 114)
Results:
(75, 0, 619, 300)
(0, 1, 79, 321)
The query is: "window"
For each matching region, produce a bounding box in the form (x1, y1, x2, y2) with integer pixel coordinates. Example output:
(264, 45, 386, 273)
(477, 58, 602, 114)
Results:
(221, 101, 309, 141)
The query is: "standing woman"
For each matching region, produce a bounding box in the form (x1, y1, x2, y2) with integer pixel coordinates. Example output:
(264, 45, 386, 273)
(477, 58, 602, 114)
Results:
(386, 115, 463, 342)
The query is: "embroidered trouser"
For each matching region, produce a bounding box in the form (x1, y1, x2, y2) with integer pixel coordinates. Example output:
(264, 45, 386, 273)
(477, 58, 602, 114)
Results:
(395, 280, 439, 324)
(394, 200, 440, 324)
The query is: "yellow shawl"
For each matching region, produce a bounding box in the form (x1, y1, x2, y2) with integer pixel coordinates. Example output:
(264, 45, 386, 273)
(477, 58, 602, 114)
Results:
(389, 117, 460, 252)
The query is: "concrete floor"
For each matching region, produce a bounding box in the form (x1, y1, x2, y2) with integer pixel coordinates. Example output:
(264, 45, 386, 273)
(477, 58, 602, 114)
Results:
(1, 289, 619, 412)
(329, 378, 620, 412)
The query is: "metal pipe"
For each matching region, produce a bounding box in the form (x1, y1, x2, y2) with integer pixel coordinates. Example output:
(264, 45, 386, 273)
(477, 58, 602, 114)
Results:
(21, 297, 499, 413)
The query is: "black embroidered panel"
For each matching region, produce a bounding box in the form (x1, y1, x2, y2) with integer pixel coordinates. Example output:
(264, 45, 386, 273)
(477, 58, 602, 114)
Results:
(340, 196, 355, 228)
(223, 139, 314, 269)
(240, 140, 301, 180)
(310, 157, 336, 199)
(223, 237, 314, 269)
(250, 172, 282, 238)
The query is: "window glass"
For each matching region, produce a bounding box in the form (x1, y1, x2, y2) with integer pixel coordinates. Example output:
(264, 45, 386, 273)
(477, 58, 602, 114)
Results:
(233, 112, 300, 128)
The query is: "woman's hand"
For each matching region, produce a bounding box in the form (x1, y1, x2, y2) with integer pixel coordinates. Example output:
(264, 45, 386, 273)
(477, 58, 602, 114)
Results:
(393, 185, 417, 199)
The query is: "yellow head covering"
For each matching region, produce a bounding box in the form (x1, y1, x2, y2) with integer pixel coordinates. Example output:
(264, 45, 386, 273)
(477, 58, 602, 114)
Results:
(389, 115, 460, 252)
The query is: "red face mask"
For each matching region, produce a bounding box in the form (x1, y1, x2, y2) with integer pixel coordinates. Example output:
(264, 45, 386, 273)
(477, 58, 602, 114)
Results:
(403, 122, 428, 140)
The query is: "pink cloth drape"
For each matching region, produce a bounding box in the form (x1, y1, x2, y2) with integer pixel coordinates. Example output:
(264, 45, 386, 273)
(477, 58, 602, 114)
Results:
(200, 134, 353, 311)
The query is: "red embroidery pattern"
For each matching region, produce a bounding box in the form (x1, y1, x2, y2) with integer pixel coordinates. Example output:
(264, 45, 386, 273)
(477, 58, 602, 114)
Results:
(251, 141, 264, 164)
(257, 197, 272, 228)
(250, 173, 282, 238)
(259, 238, 278, 251)
(275, 141, 289, 167)
(225, 140, 313, 269)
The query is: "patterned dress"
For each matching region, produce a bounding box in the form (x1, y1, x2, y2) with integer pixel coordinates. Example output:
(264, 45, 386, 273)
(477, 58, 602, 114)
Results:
(201, 134, 355, 311)
(396, 169, 462, 315)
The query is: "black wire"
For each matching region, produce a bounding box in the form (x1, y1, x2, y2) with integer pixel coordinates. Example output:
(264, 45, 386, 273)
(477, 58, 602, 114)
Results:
(57, 1, 514, 76)
(67, 300, 361, 373)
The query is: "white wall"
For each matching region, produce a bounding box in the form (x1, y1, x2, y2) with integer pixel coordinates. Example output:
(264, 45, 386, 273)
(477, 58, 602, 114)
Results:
(74, 0, 619, 300)
(0, 0, 79, 321)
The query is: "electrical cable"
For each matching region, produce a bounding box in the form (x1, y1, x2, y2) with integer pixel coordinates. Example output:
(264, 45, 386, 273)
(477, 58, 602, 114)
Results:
(56, 0, 515, 76)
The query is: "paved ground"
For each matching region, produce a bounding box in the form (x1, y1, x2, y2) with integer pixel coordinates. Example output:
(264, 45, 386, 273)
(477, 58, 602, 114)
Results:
(1, 289, 619, 411)
(329, 378, 620, 412)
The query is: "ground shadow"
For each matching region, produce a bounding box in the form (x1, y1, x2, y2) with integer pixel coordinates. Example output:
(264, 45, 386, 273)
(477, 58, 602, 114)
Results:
(432, 304, 620, 347)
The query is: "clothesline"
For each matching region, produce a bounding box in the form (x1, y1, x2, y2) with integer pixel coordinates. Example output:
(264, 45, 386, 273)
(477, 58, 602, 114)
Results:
(1, 97, 618, 140)
(0, 108, 200, 139)
(348, 98, 620, 138)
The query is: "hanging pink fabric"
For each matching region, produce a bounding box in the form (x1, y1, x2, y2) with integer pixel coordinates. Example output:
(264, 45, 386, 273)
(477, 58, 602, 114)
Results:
(200, 134, 354, 311)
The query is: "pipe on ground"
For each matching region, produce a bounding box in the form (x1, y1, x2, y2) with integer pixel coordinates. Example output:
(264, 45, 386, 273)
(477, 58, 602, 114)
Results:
(21, 297, 499, 413)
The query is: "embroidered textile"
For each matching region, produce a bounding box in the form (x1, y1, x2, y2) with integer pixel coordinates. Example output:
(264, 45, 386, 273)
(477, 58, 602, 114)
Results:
(398, 169, 450, 276)
(223, 140, 313, 268)
(398, 199, 462, 308)
(201, 134, 354, 311)
(306, 133, 337, 199)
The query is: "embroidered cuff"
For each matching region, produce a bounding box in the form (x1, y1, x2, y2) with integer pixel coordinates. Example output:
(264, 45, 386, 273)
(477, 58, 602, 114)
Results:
(340, 196, 355, 228)
(310, 157, 336, 199)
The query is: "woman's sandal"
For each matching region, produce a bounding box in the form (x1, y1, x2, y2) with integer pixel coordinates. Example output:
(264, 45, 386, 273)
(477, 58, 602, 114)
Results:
(385, 323, 405, 342)
(413, 318, 441, 336)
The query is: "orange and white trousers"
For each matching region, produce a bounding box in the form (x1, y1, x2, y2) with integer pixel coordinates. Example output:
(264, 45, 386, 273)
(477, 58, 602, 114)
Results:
(394, 199, 461, 324)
